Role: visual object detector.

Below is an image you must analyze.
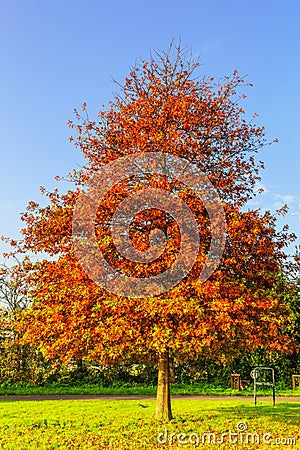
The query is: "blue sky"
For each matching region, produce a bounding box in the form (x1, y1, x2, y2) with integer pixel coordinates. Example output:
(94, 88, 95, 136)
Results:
(0, 0, 299, 259)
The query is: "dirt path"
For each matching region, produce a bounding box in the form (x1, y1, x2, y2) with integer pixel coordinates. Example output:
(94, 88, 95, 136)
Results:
(0, 394, 299, 402)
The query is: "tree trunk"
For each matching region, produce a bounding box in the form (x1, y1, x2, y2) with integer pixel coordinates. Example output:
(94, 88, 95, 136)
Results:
(169, 356, 176, 383)
(156, 351, 173, 420)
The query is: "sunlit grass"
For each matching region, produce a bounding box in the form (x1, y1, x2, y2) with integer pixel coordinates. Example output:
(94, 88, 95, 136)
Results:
(0, 398, 299, 449)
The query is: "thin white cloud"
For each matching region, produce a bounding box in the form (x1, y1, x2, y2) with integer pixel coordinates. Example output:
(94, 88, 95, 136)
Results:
(0, 201, 17, 209)
(200, 39, 230, 54)
(194, 39, 231, 59)
(273, 193, 296, 204)
(254, 182, 270, 194)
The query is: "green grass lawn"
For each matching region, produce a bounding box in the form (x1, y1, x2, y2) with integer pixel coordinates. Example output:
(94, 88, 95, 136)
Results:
(0, 397, 299, 449)
(0, 382, 300, 397)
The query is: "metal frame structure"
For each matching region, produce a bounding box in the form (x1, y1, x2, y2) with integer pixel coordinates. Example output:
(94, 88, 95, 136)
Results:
(251, 367, 275, 406)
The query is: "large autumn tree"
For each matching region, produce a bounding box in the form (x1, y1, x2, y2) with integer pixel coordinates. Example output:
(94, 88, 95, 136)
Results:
(7, 44, 296, 420)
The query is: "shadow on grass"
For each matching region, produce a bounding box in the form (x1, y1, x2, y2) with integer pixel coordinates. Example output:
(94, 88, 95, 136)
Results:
(215, 402, 300, 427)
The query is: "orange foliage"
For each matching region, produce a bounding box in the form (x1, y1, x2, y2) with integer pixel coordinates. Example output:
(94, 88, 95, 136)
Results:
(7, 45, 296, 366)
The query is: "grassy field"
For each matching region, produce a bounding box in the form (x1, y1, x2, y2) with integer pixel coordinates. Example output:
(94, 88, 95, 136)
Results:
(0, 397, 299, 449)
(0, 382, 300, 397)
